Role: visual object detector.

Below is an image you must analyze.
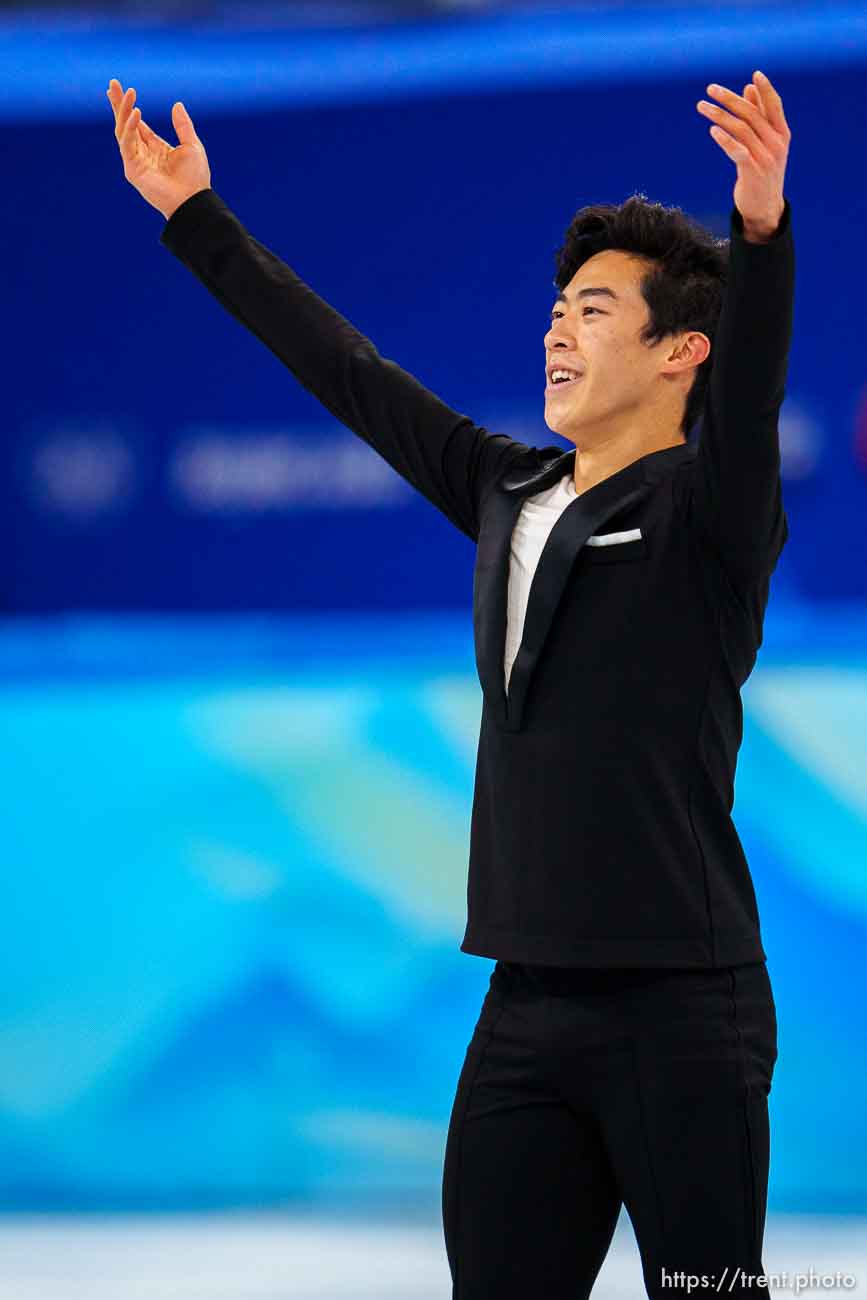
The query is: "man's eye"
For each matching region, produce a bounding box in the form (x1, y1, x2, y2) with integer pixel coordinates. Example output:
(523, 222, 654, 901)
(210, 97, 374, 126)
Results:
(549, 307, 600, 320)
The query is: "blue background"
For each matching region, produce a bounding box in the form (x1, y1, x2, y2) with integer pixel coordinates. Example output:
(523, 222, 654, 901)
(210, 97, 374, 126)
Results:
(4, 3, 867, 611)
(1, 0, 865, 1218)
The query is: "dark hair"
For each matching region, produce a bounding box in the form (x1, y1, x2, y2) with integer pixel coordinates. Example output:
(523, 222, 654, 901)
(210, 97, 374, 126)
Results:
(553, 192, 730, 438)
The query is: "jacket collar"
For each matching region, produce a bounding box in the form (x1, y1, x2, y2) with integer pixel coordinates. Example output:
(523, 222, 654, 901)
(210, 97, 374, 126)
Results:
(474, 440, 695, 732)
(501, 439, 694, 496)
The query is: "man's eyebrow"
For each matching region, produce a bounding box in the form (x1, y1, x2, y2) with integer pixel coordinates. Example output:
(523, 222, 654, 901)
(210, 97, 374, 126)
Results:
(555, 286, 620, 304)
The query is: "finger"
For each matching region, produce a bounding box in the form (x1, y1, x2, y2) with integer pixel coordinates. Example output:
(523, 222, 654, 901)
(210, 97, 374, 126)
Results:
(752, 70, 791, 137)
(113, 86, 136, 139)
(106, 78, 124, 116)
(698, 100, 770, 161)
(701, 107, 774, 170)
(708, 124, 754, 166)
(744, 84, 767, 117)
(701, 87, 774, 152)
(171, 100, 198, 147)
(703, 81, 780, 152)
(120, 103, 141, 164)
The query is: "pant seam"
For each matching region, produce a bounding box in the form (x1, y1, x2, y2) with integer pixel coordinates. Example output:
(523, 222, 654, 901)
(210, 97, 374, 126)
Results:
(629, 1033, 667, 1246)
(452, 1000, 508, 1299)
(728, 966, 759, 1261)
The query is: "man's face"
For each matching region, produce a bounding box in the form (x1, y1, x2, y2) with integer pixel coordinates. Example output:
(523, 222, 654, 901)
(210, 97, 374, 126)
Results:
(544, 248, 706, 448)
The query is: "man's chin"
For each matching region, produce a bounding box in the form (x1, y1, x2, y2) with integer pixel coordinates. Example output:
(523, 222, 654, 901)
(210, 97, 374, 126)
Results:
(543, 407, 579, 437)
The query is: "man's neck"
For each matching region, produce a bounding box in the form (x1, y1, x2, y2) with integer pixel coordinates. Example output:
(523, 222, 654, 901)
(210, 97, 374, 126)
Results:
(572, 430, 687, 496)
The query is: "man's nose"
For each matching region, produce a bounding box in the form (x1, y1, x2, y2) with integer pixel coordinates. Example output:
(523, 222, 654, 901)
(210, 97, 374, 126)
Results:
(545, 318, 573, 350)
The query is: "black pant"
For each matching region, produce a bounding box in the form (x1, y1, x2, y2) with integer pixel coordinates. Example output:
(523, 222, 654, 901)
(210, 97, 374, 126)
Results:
(442, 959, 777, 1299)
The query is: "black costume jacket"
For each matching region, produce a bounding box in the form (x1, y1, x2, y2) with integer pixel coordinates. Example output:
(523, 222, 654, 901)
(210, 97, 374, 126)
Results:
(161, 190, 794, 968)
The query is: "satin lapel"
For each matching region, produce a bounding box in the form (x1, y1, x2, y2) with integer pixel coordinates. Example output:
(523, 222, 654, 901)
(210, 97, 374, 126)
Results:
(472, 487, 527, 726)
(472, 450, 574, 726)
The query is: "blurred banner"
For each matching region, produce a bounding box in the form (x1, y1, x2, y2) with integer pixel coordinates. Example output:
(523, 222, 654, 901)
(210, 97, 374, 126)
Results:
(2, 2, 866, 610)
(0, 608, 866, 1213)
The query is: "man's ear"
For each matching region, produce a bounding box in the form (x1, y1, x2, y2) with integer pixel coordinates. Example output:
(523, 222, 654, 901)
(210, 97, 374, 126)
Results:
(684, 330, 712, 370)
(666, 330, 711, 375)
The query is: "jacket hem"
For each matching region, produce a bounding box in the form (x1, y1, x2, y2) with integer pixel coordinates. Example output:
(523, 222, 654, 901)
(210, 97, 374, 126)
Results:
(460, 926, 766, 968)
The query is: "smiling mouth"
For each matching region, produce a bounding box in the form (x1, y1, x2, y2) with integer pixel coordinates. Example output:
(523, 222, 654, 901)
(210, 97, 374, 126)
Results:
(546, 374, 584, 393)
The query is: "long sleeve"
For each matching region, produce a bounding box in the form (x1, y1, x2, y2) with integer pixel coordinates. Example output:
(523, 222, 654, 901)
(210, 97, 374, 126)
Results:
(158, 188, 522, 542)
(690, 197, 795, 584)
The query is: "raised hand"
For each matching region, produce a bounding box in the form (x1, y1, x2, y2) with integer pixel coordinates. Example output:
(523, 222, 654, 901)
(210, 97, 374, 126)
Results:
(696, 70, 791, 240)
(106, 79, 212, 221)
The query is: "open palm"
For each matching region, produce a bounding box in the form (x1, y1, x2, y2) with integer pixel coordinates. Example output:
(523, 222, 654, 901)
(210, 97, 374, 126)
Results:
(107, 79, 212, 221)
(696, 70, 789, 236)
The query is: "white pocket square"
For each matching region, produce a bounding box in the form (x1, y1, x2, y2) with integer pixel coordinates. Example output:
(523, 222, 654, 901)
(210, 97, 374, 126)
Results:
(585, 527, 643, 547)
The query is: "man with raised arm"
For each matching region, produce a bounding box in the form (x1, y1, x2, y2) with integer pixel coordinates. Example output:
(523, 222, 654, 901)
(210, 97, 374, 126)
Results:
(108, 70, 794, 1299)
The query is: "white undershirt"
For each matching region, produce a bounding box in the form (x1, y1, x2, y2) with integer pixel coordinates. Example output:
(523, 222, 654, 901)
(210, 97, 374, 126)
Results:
(504, 472, 577, 693)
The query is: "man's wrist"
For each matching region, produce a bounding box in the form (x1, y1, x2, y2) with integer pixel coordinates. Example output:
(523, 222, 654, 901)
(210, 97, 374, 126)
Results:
(741, 200, 786, 244)
(161, 186, 211, 224)
(743, 224, 776, 244)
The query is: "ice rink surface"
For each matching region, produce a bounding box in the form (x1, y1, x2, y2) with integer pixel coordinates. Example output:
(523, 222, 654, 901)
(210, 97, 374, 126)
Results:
(0, 1209, 864, 1298)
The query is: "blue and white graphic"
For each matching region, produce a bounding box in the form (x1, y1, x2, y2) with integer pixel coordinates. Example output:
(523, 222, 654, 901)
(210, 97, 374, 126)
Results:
(0, 609, 864, 1213)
